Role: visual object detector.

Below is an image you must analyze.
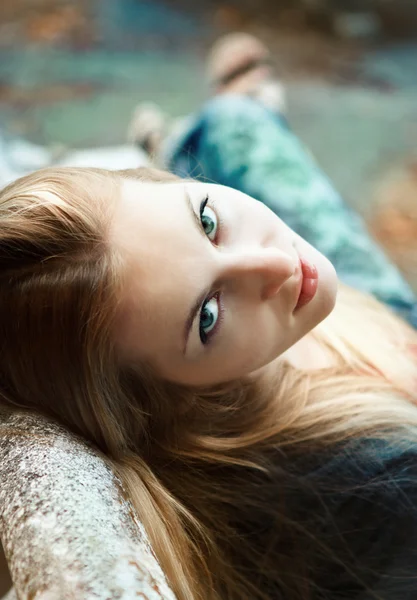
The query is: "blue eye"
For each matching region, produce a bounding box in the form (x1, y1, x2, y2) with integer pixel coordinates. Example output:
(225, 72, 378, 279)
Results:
(199, 295, 219, 344)
(200, 195, 218, 241)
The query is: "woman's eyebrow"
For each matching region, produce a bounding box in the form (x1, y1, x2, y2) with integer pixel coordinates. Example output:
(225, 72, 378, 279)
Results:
(184, 187, 206, 241)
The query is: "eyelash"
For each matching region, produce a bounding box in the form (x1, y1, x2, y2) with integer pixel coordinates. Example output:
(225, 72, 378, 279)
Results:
(198, 193, 224, 345)
(199, 292, 224, 346)
(199, 194, 209, 217)
(199, 193, 223, 245)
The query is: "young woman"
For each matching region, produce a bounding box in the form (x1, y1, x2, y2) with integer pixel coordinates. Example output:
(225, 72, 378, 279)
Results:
(1, 36, 417, 600)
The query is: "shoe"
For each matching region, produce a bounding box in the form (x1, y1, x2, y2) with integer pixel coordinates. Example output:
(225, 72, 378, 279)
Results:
(206, 32, 286, 114)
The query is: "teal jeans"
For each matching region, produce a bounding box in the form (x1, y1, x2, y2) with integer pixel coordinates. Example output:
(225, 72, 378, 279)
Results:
(164, 96, 417, 328)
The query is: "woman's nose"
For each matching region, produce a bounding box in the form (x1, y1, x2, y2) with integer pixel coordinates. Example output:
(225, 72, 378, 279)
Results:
(221, 247, 296, 300)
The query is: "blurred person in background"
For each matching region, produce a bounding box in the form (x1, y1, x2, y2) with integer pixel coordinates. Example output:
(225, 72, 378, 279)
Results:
(1, 34, 417, 600)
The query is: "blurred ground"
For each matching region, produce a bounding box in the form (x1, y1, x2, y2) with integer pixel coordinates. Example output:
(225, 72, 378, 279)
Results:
(0, 0, 416, 294)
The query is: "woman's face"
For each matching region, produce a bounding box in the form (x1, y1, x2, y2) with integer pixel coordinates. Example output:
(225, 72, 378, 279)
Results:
(111, 179, 338, 386)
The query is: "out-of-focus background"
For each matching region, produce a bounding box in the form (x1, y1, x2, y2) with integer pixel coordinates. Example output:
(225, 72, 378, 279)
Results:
(0, 0, 416, 295)
(0, 1, 416, 593)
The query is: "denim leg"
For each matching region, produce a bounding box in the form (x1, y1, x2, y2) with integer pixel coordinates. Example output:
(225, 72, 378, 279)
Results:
(165, 95, 417, 327)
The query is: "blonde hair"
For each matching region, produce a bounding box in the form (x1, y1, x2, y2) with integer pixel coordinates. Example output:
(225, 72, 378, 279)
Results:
(0, 166, 416, 600)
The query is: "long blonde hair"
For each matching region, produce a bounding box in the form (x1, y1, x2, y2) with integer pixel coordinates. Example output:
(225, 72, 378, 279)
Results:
(0, 166, 416, 600)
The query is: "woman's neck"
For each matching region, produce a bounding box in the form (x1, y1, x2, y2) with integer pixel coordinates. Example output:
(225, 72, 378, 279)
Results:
(281, 331, 335, 371)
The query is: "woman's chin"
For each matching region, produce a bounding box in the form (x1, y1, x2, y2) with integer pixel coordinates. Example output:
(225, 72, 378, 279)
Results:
(318, 258, 339, 317)
(302, 248, 338, 323)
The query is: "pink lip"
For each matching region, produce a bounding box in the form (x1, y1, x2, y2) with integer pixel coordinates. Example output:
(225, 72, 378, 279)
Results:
(294, 256, 318, 311)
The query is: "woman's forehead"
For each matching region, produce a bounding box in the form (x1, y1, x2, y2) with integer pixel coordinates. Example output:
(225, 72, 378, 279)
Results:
(110, 179, 208, 363)
(110, 179, 197, 261)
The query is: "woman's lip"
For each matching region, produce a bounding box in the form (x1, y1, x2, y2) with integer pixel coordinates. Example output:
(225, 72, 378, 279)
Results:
(294, 256, 318, 311)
